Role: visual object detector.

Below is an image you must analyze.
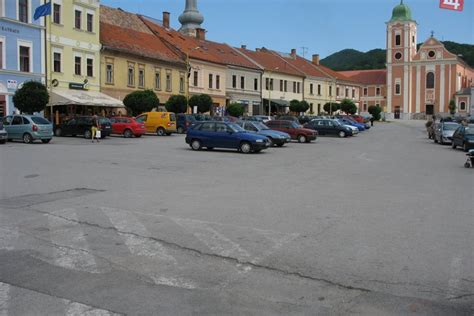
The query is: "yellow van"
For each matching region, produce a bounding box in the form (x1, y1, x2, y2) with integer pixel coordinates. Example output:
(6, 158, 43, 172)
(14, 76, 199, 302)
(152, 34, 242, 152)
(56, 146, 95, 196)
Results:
(135, 112, 177, 136)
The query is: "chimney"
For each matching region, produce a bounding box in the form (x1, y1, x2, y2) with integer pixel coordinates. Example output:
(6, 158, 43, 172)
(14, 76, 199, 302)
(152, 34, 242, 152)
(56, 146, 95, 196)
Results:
(291, 48, 297, 58)
(312, 54, 320, 65)
(256, 48, 261, 52)
(241, 45, 247, 50)
(162, 12, 170, 28)
(196, 28, 205, 40)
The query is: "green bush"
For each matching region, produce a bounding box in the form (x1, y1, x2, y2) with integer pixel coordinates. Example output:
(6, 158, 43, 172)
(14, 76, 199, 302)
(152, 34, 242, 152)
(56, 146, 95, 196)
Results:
(448, 99, 456, 115)
(323, 102, 340, 114)
(368, 105, 382, 121)
(189, 94, 213, 113)
(226, 103, 245, 117)
(165, 95, 188, 114)
(123, 90, 160, 116)
(12, 81, 49, 114)
(340, 99, 358, 115)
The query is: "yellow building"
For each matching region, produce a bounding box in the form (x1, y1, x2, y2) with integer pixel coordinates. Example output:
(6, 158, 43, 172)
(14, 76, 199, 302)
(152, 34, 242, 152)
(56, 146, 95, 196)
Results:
(99, 7, 187, 107)
(46, 0, 122, 119)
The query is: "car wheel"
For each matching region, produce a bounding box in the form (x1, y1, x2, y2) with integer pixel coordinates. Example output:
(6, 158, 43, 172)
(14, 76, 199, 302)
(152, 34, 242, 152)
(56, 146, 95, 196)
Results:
(240, 141, 251, 154)
(0, 140, 5, 144)
(463, 143, 469, 152)
(41, 139, 51, 144)
(276, 143, 285, 147)
(123, 129, 133, 138)
(298, 135, 307, 143)
(452, 142, 457, 149)
(465, 162, 471, 168)
(338, 131, 346, 138)
(55, 128, 62, 137)
(267, 137, 274, 147)
(84, 130, 92, 139)
(23, 133, 33, 144)
(177, 127, 184, 134)
(157, 128, 166, 136)
(191, 139, 202, 151)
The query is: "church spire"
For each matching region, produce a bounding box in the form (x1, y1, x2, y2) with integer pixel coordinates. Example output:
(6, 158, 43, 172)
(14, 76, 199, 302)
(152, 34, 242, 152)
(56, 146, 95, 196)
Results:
(179, 0, 204, 37)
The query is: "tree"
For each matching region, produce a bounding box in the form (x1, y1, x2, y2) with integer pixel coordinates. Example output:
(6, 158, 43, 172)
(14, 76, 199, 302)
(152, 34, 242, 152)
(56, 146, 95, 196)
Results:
(12, 81, 49, 114)
(368, 105, 382, 121)
(299, 100, 310, 113)
(289, 100, 301, 113)
(123, 90, 160, 116)
(226, 103, 245, 117)
(189, 94, 213, 113)
(165, 95, 188, 114)
(323, 102, 340, 114)
(448, 99, 456, 115)
(340, 99, 358, 115)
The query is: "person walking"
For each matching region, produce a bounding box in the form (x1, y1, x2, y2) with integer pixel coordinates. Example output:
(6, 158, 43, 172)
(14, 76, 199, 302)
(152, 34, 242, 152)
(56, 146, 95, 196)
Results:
(91, 114, 100, 143)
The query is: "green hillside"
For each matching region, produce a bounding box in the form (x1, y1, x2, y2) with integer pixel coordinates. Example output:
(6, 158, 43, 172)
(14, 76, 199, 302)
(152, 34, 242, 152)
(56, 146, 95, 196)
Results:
(321, 42, 474, 71)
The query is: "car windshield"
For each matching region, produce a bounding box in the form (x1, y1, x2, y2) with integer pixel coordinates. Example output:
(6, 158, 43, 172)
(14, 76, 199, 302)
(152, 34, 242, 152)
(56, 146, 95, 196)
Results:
(443, 124, 459, 131)
(228, 123, 246, 132)
(330, 120, 342, 127)
(30, 117, 51, 125)
(254, 122, 270, 130)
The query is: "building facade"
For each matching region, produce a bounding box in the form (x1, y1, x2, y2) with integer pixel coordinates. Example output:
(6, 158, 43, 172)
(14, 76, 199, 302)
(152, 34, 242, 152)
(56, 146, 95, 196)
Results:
(0, 0, 45, 116)
(340, 69, 387, 113)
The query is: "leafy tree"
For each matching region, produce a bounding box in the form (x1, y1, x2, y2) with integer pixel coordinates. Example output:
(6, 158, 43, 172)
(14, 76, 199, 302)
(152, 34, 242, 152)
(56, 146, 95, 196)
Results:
(368, 105, 382, 121)
(289, 99, 302, 113)
(448, 99, 456, 115)
(165, 95, 188, 114)
(340, 99, 358, 115)
(323, 102, 340, 114)
(189, 94, 213, 113)
(123, 90, 159, 116)
(12, 81, 49, 114)
(226, 103, 245, 117)
(299, 100, 310, 113)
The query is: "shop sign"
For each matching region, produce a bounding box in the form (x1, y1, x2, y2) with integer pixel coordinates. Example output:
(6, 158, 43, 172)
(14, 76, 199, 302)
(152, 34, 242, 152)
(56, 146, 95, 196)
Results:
(69, 83, 87, 90)
(7, 80, 17, 89)
(0, 25, 20, 34)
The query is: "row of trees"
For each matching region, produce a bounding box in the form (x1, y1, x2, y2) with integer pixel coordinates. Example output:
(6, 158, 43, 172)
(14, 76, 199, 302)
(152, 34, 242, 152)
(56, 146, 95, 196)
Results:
(322, 99, 358, 115)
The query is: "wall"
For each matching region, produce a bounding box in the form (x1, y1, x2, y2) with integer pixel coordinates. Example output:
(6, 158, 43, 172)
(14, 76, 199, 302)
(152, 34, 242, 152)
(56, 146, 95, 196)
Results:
(226, 66, 262, 115)
(189, 59, 227, 107)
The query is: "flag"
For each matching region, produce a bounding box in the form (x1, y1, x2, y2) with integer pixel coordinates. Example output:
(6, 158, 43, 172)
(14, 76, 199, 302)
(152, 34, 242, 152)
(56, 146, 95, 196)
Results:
(34, 2, 52, 20)
(439, 0, 464, 12)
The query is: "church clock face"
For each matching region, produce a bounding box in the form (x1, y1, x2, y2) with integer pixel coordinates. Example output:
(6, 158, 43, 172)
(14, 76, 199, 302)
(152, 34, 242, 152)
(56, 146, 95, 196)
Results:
(395, 52, 403, 60)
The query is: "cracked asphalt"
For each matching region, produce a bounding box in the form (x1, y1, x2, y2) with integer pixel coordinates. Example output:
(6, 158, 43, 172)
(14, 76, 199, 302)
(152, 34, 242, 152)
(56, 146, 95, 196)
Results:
(0, 120, 473, 315)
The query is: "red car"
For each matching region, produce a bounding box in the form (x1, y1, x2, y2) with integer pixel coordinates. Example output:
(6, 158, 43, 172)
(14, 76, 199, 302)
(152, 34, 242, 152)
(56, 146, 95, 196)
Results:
(266, 120, 318, 143)
(351, 115, 367, 124)
(110, 117, 146, 138)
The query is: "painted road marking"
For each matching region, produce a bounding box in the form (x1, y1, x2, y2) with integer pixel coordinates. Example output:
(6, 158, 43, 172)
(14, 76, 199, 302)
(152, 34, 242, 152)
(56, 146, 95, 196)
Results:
(0, 283, 9, 316)
(48, 208, 100, 273)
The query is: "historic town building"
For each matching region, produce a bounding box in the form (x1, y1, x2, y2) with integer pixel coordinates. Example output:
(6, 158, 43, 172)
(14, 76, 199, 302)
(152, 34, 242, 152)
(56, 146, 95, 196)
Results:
(0, 0, 45, 116)
(385, 1, 473, 119)
(340, 69, 387, 113)
(178, 0, 204, 38)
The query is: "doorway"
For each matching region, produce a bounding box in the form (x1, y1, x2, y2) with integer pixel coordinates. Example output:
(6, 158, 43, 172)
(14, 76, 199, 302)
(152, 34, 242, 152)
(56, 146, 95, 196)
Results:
(394, 106, 401, 119)
(426, 104, 434, 115)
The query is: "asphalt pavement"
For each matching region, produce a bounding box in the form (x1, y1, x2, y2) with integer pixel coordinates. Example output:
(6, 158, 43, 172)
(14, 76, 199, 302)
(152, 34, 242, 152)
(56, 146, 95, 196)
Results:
(0, 120, 472, 315)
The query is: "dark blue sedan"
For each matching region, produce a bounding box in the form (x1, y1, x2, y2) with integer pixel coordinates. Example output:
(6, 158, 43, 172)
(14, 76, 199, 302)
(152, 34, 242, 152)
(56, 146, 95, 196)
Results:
(337, 118, 366, 131)
(186, 122, 271, 153)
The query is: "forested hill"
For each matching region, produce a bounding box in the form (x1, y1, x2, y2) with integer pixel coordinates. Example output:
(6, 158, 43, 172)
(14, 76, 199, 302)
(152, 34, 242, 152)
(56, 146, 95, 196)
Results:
(320, 42, 474, 71)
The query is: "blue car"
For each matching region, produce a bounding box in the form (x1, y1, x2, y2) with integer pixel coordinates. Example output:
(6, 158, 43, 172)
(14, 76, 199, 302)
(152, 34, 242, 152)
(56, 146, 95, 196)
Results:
(337, 118, 366, 131)
(186, 121, 271, 153)
(236, 121, 291, 147)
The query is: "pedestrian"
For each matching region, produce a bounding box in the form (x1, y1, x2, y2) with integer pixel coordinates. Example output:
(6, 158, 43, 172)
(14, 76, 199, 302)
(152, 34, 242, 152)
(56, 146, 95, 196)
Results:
(91, 114, 100, 143)
(370, 116, 375, 127)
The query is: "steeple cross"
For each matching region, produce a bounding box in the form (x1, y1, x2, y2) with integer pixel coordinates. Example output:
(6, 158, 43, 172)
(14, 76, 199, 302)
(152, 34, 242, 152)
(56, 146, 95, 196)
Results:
(430, 30, 435, 38)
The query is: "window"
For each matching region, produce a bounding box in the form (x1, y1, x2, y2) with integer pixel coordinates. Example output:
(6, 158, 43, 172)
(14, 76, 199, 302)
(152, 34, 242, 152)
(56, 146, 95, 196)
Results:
(460, 102, 466, 111)
(53, 52, 61, 72)
(179, 74, 185, 93)
(74, 10, 81, 29)
(412, 36, 415, 44)
(12, 116, 23, 125)
(363, 103, 368, 111)
(376, 87, 381, 96)
(284, 80, 287, 92)
(317, 84, 321, 95)
(19, 0, 28, 23)
(53, 4, 61, 24)
(105, 64, 113, 84)
(209, 74, 213, 89)
(127, 65, 134, 86)
(352, 89, 355, 98)
(280, 80, 283, 92)
(310, 84, 313, 95)
(216, 75, 220, 90)
(193, 71, 198, 87)
(138, 69, 145, 88)
(166, 72, 172, 91)
(265, 78, 269, 90)
(199, 122, 215, 132)
(395, 83, 401, 95)
(345, 88, 349, 97)
(395, 52, 402, 60)
(19, 46, 30, 72)
(336, 87, 340, 96)
(86, 58, 93, 77)
(155, 70, 161, 90)
(426, 72, 434, 89)
(232, 75, 237, 88)
(363, 88, 368, 96)
(428, 51, 436, 58)
(293, 82, 296, 93)
(270, 79, 273, 91)
(297, 82, 301, 94)
(86, 13, 93, 32)
(254, 78, 258, 91)
(395, 34, 401, 46)
(0, 42, 3, 69)
(329, 86, 332, 97)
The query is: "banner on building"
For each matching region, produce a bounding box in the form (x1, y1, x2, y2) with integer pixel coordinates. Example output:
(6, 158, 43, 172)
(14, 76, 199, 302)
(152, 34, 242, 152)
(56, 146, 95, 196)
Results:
(439, 0, 464, 12)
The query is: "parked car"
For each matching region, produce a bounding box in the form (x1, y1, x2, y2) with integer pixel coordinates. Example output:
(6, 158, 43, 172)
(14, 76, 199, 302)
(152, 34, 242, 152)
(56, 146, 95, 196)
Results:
(55, 116, 112, 139)
(254, 115, 273, 123)
(452, 124, 474, 152)
(212, 116, 239, 122)
(336, 117, 366, 131)
(304, 119, 353, 137)
(351, 115, 369, 124)
(338, 115, 370, 130)
(0, 121, 8, 144)
(335, 119, 359, 135)
(434, 122, 459, 145)
(2, 115, 53, 144)
(110, 117, 146, 138)
(237, 121, 291, 147)
(193, 114, 212, 121)
(278, 115, 300, 123)
(266, 120, 317, 143)
(135, 112, 176, 136)
(176, 114, 197, 134)
(185, 121, 271, 153)
(240, 116, 264, 123)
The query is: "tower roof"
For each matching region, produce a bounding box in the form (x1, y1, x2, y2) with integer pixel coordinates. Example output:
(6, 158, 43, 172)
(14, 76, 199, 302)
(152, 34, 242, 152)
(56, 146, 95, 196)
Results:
(390, 0, 413, 22)
(179, 0, 204, 35)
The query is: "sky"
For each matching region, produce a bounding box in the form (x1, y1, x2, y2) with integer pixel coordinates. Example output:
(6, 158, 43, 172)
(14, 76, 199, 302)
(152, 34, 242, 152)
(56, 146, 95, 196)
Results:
(101, 0, 473, 58)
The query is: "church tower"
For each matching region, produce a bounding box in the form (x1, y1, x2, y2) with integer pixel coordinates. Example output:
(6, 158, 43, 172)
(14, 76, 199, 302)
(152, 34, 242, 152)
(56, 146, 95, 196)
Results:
(179, 0, 204, 37)
(386, 0, 417, 119)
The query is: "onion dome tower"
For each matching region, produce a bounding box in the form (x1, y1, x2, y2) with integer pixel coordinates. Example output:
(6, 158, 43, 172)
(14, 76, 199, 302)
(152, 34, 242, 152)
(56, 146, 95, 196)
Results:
(179, 0, 204, 37)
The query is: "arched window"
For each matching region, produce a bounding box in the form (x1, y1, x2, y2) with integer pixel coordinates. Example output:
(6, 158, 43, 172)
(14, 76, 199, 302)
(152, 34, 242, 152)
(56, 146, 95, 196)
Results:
(395, 34, 401, 46)
(426, 72, 435, 89)
(460, 102, 466, 111)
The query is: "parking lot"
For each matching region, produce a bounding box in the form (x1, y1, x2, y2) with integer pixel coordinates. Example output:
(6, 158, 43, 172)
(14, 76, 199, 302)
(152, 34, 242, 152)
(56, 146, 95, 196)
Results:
(0, 121, 473, 315)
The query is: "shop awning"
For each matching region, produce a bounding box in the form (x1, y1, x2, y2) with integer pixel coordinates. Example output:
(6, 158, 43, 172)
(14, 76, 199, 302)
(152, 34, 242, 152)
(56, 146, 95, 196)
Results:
(50, 89, 124, 108)
(263, 98, 289, 107)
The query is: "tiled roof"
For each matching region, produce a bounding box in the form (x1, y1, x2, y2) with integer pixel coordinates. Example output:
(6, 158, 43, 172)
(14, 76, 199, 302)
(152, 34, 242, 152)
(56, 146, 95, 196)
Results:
(339, 69, 387, 85)
(237, 48, 305, 77)
(100, 22, 185, 65)
(316, 64, 358, 83)
(275, 53, 332, 79)
(140, 16, 260, 70)
(100, 6, 153, 34)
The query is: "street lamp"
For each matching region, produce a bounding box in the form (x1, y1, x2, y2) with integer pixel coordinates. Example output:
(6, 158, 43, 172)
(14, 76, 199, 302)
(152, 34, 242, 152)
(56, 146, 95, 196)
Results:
(268, 67, 279, 116)
(186, 46, 201, 114)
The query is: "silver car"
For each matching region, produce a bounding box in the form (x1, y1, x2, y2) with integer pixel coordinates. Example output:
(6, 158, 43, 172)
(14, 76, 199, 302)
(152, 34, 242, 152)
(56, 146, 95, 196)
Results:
(434, 122, 459, 145)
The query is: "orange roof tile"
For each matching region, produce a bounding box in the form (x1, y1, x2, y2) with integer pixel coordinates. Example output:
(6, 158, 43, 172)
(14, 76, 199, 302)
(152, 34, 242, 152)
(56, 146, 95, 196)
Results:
(274, 53, 332, 79)
(237, 48, 305, 77)
(339, 69, 387, 85)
